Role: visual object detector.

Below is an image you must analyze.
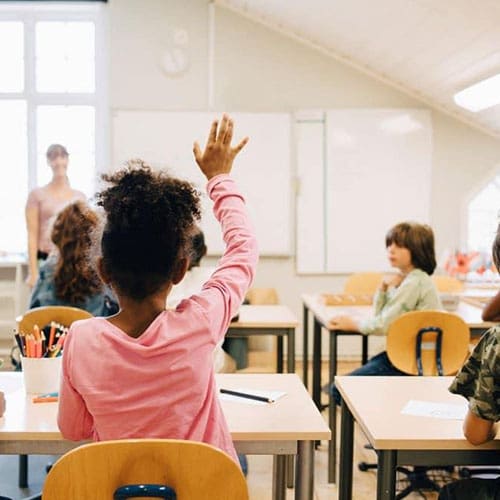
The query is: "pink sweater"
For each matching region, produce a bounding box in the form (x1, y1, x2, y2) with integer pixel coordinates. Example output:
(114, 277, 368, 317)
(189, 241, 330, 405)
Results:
(57, 175, 258, 462)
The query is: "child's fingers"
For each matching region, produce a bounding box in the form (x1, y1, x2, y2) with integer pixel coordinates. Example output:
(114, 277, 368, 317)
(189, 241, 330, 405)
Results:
(193, 142, 202, 162)
(217, 114, 229, 143)
(222, 120, 233, 145)
(205, 120, 218, 147)
(232, 137, 249, 155)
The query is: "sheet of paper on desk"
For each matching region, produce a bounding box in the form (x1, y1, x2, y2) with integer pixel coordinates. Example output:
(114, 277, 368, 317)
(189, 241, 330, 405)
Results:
(401, 400, 468, 420)
(219, 388, 287, 406)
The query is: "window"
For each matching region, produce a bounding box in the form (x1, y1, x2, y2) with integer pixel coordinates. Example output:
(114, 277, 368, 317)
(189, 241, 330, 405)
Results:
(467, 174, 500, 253)
(0, 4, 106, 254)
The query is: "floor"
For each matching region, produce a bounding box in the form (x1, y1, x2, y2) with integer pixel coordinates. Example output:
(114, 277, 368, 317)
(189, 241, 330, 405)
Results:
(0, 348, 453, 499)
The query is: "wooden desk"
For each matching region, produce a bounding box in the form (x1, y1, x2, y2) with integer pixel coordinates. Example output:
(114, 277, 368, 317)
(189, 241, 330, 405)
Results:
(336, 376, 500, 500)
(228, 305, 298, 373)
(301, 293, 497, 484)
(0, 372, 329, 500)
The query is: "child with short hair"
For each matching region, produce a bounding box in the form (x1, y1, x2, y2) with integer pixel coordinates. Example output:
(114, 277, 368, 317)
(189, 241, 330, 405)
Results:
(57, 115, 257, 464)
(328, 222, 442, 403)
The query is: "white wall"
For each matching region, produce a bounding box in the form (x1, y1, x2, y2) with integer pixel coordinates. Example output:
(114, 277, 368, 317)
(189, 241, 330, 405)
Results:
(109, 0, 500, 358)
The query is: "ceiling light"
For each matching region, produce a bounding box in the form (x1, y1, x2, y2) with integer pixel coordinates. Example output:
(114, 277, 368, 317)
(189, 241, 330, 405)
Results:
(454, 73, 500, 112)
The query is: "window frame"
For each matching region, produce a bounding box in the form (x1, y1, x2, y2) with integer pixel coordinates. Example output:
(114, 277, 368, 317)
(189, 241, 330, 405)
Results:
(0, 2, 108, 195)
(462, 164, 500, 252)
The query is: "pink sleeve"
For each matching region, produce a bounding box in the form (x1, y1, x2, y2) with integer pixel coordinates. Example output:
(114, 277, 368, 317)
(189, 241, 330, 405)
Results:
(26, 189, 40, 209)
(57, 329, 94, 441)
(187, 174, 258, 342)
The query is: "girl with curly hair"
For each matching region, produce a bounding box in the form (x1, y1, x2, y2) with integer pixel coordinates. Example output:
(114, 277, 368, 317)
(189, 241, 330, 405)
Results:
(57, 115, 258, 465)
(30, 201, 118, 316)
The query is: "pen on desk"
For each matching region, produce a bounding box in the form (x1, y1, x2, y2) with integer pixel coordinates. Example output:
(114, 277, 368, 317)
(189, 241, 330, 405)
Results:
(220, 388, 274, 403)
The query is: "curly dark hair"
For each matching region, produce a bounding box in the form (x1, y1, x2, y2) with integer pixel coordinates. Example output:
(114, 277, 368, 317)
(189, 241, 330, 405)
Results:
(385, 222, 437, 275)
(492, 224, 500, 272)
(52, 201, 103, 304)
(96, 160, 202, 300)
(188, 228, 207, 270)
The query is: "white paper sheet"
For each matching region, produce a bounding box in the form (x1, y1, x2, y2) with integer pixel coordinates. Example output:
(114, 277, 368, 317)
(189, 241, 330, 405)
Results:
(219, 388, 287, 406)
(401, 399, 468, 420)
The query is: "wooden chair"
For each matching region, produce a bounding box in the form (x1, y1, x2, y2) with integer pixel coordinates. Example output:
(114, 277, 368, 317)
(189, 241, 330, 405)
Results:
(386, 310, 470, 376)
(16, 305, 92, 335)
(343, 272, 384, 295)
(359, 310, 470, 499)
(239, 287, 280, 361)
(246, 287, 279, 306)
(15, 306, 92, 489)
(42, 439, 249, 500)
(432, 275, 464, 293)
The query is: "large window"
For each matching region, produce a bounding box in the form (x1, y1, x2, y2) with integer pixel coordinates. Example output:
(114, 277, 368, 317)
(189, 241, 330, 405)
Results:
(467, 173, 500, 253)
(0, 4, 106, 254)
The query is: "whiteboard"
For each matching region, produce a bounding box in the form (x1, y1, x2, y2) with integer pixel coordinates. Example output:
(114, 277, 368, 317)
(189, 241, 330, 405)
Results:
(112, 111, 291, 256)
(296, 109, 432, 273)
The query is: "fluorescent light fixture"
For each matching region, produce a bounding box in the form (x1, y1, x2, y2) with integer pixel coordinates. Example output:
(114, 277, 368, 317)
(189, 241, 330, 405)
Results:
(454, 73, 500, 112)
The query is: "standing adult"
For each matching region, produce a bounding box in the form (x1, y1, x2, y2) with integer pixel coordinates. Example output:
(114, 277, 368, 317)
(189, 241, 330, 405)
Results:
(25, 144, 86, 287)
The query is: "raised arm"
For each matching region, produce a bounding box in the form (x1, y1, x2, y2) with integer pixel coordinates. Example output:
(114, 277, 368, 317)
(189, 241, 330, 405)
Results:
(187, 115, 258, 337)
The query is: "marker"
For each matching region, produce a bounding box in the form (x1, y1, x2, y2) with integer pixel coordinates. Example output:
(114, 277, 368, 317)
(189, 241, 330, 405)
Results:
(32, 396, 58, 403)
(48, 322, 56, 349)
(33, 324, 41, 341)
(220, 388, 274, 403)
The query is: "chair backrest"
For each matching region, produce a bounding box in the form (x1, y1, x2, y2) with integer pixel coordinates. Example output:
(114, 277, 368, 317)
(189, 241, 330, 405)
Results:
(246, 288, 279, 305)
(432, 275, 464, 293)
(42, 439, 249, 500)
(17, 306, 92, 334)
(343, 272, 384, 295)
(386, 310, 470, 376)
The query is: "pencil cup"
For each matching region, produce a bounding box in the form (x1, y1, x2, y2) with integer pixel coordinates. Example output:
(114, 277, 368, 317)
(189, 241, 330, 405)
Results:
(21, 356, 62, 394)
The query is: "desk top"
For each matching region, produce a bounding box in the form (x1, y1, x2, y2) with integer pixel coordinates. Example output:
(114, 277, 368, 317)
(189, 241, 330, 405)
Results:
(230, 305, 298, 329)
(0, 373, 329, 443)
(336, 376, 500, 451)
(301, 293, 495, 331)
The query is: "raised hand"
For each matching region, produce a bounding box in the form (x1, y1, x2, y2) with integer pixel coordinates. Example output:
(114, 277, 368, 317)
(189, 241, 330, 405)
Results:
(193, 114, 249, 180)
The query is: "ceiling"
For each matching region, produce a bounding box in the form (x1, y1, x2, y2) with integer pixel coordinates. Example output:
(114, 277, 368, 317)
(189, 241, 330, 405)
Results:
(216, 0, 500, 138)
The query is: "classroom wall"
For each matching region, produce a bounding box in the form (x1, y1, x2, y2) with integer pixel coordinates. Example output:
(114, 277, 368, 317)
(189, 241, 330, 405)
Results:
(109, 0, 500, 358)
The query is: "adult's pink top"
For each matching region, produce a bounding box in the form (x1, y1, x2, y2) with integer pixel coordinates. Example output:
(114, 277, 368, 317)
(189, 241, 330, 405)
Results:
(26, 185, 86, 254)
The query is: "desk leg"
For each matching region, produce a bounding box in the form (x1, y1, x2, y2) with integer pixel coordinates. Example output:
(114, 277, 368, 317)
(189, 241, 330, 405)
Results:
(312, 319, 322, 409)
(303, 304, 309, 387)
(277, 336, 284, 373)
(362, 335, 369, 365)
(273, 455, 287, 500)
(377, 450, 396, 500)
(328, 330, 337, 483)
(285, 326, 296, 489)
(19, 454, 28, 488)
(287, 328, 296, 374)
(338, 400, 354, 500)
(286, 455, 295, 488)
(295, 440, 314, 500)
